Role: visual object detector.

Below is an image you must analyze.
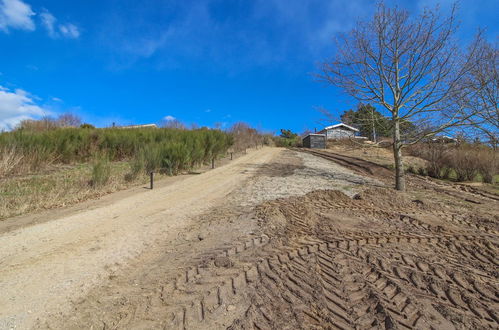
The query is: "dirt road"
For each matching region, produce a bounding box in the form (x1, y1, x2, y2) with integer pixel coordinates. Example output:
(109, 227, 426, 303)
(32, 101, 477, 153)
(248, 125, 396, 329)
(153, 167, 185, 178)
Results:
(0, 148, 284, 329)
(1, 147, 498, 329)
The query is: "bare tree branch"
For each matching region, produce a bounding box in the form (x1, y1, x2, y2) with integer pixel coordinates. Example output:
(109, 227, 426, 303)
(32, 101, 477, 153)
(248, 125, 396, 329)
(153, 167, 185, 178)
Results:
(316, 2, 483, 191)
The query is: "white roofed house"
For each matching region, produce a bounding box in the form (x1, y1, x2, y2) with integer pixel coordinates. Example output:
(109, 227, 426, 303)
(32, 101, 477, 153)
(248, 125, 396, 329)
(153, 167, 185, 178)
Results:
(318, 123, 359, 140)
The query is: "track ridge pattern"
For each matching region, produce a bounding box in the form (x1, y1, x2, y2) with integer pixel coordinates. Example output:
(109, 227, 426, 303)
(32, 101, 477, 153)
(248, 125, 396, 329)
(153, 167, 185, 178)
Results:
(159, 230, 497, 329)
(156, 184, 499, 329)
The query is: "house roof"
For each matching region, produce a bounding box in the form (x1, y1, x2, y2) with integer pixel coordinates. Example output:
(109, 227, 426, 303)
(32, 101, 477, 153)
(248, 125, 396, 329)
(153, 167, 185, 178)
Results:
(323, 123, 359, 132)
(303, 133, 326, 137)
(117, 124, 158, 129)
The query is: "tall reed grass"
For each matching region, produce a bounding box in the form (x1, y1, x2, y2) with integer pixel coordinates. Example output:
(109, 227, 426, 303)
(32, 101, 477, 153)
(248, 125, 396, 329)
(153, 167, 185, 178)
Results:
(0, 127, 233, 176)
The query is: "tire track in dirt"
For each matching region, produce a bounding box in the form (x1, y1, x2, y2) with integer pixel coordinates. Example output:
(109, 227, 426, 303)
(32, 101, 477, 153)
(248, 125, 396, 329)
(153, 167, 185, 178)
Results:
(157, 232, 497, 329)
(153, 186, 498, 329)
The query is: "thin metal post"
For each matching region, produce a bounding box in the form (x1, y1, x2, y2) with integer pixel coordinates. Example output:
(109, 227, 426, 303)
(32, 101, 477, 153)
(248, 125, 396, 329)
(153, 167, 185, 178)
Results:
(230, 152, 233, 160)
(211, 158, 215, 169)
(150, 172, 154, 189)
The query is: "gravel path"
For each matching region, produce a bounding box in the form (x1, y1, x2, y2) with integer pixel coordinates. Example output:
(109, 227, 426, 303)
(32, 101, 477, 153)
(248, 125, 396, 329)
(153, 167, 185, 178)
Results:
(239, 149, 384, 207)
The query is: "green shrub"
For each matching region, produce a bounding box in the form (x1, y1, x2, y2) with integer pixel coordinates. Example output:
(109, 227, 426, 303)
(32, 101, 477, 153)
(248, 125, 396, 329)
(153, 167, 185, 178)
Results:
(273, 136, 301, 147)
(0, 127, 233, 176)
(91, 155, 111, 187)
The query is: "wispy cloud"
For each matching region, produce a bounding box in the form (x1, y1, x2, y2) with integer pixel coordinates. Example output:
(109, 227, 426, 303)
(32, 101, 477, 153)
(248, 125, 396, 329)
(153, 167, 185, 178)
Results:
(101, 0, 375, 71)
(0, 1, 80, 38)
(40, 8, 79, 39)
(163, 115, 175, 121)
(59, 22, 79, 38)
(0, 0, 35, 32)
(39, 9, 55, 36)
(0, 85, 49, 131)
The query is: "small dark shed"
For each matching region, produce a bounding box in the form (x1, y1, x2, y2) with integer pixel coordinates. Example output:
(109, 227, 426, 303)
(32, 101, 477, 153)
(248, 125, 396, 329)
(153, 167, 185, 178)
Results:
(302, 134, 326, 149)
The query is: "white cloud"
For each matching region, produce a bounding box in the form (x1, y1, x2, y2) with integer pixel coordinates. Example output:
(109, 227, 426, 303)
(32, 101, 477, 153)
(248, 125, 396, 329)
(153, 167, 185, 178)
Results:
(51, 97, 62, 102)
(40, 9, 55, 37)
(163, 115, 175, 121)
(0, 85, 48, 131)
(0, 0, 35, 32)
(59, 23, 79, 38)
(40, 9, 80, 39)
(0, 3, 80, 38)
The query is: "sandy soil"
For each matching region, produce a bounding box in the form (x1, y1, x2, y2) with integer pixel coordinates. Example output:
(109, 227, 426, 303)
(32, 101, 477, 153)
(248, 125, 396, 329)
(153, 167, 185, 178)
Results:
(0, 148, 281, 329)
(1, 147, 498, 329)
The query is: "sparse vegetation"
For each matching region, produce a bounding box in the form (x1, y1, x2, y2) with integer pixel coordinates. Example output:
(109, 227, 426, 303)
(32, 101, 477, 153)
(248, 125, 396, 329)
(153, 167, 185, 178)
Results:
(0, 161, 156, 219)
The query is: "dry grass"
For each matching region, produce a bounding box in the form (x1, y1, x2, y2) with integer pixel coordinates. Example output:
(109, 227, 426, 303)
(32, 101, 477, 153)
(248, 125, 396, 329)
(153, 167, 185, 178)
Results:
(0, 162, 162, 220)
(0, 146, 24, 178)
(326, 142, 426, 169)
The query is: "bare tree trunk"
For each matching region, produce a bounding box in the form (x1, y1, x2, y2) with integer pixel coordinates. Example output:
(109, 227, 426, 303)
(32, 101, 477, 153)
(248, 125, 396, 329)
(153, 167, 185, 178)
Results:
(371, 107, 377, 143)
(393, 119, 405, 191)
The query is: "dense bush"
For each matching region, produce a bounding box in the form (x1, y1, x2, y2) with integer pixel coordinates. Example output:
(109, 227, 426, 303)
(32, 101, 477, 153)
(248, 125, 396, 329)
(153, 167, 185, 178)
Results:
(273, 128, 301, 147)
(273, 136, 301, 147)
(0, 127, 233, 175)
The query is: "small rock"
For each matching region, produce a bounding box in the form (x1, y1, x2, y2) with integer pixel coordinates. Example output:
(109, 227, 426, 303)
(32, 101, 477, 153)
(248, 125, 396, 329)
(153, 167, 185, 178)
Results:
(412, 199, 424, 205)
(226, 305, 236, 311)
(353, 194, 362, 200)
(197, 234, 205, 241)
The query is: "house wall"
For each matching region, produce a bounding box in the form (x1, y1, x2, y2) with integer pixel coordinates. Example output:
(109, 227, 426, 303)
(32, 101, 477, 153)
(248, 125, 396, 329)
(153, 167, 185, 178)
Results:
(303, 134, 326, 148)
(326, 128, 355, 139)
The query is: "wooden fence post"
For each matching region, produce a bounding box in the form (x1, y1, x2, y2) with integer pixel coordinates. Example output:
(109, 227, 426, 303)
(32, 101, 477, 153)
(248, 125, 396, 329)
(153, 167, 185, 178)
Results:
(150, 172, 154, 190)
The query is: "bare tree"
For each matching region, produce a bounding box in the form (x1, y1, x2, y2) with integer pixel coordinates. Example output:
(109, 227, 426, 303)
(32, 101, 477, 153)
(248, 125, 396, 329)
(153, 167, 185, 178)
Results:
(318, 3, 480, 191)
(462, 37, 498, 148)
(57, 113, 82, 127)
(228, 122, 261, 152)
(161, 118, 186, 129)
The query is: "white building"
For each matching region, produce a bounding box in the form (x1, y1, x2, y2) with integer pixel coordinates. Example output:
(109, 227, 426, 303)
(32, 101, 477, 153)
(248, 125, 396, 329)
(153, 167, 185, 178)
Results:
(318, 123, 359, 139)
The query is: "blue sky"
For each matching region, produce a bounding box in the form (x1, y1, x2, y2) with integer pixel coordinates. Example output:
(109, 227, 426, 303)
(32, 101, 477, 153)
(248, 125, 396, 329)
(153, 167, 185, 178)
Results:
(1, 0, 498, 133)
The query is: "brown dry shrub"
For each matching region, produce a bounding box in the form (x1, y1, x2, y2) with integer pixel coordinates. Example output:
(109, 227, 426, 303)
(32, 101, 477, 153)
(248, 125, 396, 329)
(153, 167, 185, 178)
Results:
(450, 145, 480, 182)
(0, 146, 24, 177)
(475, 148, 498, 183)
(407, 143, 450, 179)
(229, 122, 263, 152)
(407, 142, 498, 183)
